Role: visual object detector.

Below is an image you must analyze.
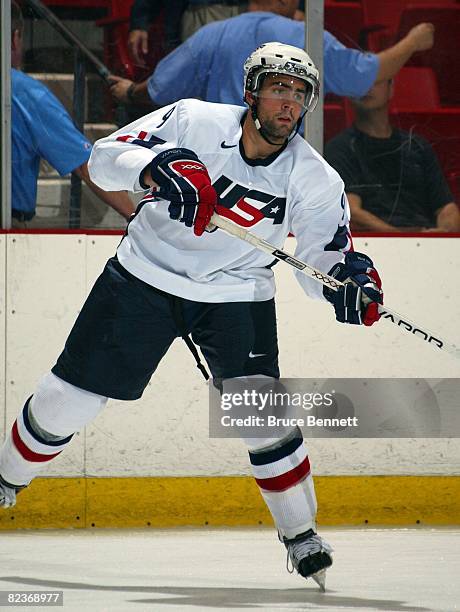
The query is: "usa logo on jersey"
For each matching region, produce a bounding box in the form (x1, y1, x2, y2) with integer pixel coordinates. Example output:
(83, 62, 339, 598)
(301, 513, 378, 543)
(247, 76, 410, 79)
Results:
(213, 175, 286, 228)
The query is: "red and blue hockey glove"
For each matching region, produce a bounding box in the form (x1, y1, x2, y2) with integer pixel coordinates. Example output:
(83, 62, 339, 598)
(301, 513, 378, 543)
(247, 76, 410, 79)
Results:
(323, 252, 383, 326)
(149, 148, 217, 236)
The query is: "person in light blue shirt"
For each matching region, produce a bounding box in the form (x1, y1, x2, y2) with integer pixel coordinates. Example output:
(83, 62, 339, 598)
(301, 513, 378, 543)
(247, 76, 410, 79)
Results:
(11, 68, 92, 220)
(148, 15, 376, 104)
(128, 0, 246, 68)
(9, 1, 135, 227)
(110, 0, 434, 108)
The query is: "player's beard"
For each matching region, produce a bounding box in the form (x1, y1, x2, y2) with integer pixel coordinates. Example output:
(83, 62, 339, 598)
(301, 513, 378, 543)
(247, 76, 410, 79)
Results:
(260, 116, 296, 143)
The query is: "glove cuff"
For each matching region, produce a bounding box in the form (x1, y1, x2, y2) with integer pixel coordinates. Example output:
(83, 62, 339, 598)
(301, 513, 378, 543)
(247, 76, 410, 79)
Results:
(323, 251, 377, 303)
(343, 251, 375, 272)
(323, 261, 345, 303)
(149, 147, 200, 188)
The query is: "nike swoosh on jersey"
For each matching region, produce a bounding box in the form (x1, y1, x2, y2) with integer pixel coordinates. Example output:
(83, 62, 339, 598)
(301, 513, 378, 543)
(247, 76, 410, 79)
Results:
(249, 351, 266, 358)
(221, 141, 238, 149)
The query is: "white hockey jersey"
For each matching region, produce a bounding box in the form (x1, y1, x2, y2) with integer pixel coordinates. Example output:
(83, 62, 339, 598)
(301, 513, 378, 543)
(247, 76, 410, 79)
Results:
(88, 99, 351, 303)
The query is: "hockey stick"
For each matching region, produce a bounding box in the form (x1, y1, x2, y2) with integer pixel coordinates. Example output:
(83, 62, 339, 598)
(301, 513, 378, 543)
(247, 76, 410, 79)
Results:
(210, 213, 460, 361)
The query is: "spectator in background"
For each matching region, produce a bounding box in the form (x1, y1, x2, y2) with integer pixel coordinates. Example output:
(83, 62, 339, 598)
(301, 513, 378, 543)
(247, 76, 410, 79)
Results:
(294, 0, 304, 21)
(181, 0, 248, 41)
(10, 1, 135, 228)
(128, 0, 186, 67)
(324, 79, 460, 232)
(110, 0, 434, 108)
(128, 0, 246, 68)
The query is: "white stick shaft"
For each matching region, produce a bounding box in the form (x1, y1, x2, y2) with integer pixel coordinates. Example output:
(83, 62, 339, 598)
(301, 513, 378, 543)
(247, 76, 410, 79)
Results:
(211, 213, 460, 361)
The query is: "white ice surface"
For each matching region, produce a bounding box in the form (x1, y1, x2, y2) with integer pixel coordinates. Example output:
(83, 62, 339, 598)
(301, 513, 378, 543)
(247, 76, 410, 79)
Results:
(0, 527, 459, 611)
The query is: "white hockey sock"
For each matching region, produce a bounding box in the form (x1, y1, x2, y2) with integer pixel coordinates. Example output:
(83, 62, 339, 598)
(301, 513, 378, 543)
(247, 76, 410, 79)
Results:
(0, 372, 107, 488)
(246, 427, 318, 540)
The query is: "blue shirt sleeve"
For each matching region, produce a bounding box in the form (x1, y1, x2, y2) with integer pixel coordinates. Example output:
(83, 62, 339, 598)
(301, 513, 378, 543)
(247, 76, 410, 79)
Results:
(30, 86, 91, 175)
(147, 26, 211, 105)
(263, 19, 378, 98)
(323, 31, 379, 97)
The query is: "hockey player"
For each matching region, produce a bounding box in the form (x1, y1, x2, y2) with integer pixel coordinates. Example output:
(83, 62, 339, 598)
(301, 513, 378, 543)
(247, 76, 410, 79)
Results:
(0, 42, 383, 588)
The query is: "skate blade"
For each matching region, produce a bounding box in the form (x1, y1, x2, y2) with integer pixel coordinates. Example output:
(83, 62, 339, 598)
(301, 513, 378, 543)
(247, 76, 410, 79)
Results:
(312, 569, 326, 592)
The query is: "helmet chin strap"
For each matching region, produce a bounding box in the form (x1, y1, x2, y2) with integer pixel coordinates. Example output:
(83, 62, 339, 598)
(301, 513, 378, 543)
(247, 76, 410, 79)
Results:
(250, 100, 307, 146)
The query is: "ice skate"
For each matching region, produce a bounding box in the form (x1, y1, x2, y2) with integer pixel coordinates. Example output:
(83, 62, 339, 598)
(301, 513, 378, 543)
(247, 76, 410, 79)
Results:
(284, 529, 333, 591)
(0, 476, 18, 509)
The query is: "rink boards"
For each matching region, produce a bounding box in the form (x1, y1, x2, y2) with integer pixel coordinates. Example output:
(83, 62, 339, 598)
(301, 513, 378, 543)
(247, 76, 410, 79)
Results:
(0, 233, 459, 528)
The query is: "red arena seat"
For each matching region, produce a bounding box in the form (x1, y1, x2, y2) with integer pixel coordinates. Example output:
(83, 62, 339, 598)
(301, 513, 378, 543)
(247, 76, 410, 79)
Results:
(324, 102, 351, 143)
(325, 1, 364, 48)
(390, 66, 440, 111)
(96, 0, 167, 82)
(361, 0, 408, 50)
(397, 5, 460, 105)
(362, 1, 458, 51)
(96, 0, 136, 80)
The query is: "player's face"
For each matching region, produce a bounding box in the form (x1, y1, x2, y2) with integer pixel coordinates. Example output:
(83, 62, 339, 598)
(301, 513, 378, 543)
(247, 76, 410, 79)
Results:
(255, 74, 307, 143)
